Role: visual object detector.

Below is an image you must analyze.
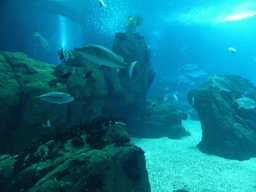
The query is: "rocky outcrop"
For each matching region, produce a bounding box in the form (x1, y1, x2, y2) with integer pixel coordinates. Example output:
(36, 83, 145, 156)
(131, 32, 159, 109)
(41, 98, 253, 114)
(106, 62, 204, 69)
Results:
(0, 33, 155, 154)
(134, 101, 190, 139)
(187, 74, 256, 160)
(0, 117, 151, 192)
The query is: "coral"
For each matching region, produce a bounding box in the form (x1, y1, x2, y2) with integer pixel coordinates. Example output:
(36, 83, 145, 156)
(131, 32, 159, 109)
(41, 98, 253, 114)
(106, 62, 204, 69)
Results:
(125, 15, 143, 34)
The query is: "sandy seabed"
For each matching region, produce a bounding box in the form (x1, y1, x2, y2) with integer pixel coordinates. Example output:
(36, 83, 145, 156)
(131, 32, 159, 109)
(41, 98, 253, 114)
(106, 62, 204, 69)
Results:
(132, 120, 256, 192)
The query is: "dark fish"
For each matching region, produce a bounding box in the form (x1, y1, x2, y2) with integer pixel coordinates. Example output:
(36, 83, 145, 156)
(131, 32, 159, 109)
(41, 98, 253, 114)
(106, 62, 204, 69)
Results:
(59, 48, 64, 60)
(85, 71, 92, 79)
(59, 71, 73, 79)
(57, 48, 74, 62)
(97, 0, 107, 8)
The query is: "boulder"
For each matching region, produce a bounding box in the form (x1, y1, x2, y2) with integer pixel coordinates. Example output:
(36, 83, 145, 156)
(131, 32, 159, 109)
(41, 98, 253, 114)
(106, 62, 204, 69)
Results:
(0, 117, 151, 192)
(187, 74, 256, 160)
(136, 101, 190, 139)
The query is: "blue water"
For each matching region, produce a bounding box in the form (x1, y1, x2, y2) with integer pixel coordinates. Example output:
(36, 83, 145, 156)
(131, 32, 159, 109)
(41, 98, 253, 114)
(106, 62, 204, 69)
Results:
(1, 0, 256, 97)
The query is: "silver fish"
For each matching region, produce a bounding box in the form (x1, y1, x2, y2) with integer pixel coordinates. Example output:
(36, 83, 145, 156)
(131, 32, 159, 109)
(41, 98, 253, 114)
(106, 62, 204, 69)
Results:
(75, 44, 137, 78)
(211, 76, 232, 92)
(36, 92, 74, 104)
(183, 69, 207, 78)
(235, 96, 255, 109)
(178, 64, 198, 71)
(228, 47, 237, 53)
(176, 75, 191, 84)
(32, 30, 51, 51)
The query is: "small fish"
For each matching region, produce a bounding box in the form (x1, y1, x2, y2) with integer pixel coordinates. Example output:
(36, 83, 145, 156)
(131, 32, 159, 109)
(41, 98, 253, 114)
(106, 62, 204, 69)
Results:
(36, 92, 74, 104)
(235, 96, 255, 109)
(97, 0, 107, 8)
(180, 46, 188, 55)
(163, 94, 169, 103)
(75, 44, 137, 78)
(211, 76, 232, 92)
(32, 30, 51, 51)
(57, 48, 74, 62)
(183, 69, 207, 78)
(58, 48, 64, 60)
(59, 71, 73, 79)
(228, 47, 237, 53)
(178, 64, 198, 71)
(173, 92, 179, 102)
(85, 71, 92, 79)
(177, 75, 191, 84)
(163, 87, 170, 92)
(191, 96, 195, 105)
(42, 120, 51, 128)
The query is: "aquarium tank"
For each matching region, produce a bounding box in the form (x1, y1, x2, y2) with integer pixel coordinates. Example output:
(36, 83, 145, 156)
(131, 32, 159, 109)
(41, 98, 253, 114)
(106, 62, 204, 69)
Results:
(0, 0, 256, 191)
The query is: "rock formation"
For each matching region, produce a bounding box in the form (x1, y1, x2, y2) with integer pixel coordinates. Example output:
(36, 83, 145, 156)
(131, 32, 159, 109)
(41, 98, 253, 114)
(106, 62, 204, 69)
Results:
(136, 100, 190, 139)
(188, 74, 256, 160)
(0, 32, 155, 154)
(0, 117, 151, 192)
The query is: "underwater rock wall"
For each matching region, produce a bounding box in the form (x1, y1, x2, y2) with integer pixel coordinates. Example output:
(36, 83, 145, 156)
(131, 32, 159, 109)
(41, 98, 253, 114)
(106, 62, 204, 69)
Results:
(0, 117, 151, 192)
(0, 33, 155, 154)
(188, 74, 256, 160)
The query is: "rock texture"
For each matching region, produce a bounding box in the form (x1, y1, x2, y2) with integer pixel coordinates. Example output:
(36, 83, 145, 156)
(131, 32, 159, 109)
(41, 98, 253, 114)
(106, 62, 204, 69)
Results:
(135, 101, 190, 139)
(187, 74, 256, 160)
(0, 117, 151, 192)
(0, 33, 155, 154)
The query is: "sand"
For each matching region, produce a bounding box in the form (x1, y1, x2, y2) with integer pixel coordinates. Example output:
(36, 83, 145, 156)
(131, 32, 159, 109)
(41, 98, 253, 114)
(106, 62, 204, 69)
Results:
(132, 120, 256, 192)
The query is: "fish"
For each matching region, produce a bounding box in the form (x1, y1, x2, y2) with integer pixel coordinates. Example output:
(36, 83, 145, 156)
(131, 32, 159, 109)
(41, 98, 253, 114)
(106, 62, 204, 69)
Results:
(178, 64, 198, 71)
(235, 96, 255, 109)
(85, 71, 92, 79)
(163, 94, 169, 103)
(173, 92, 179, 102)
(42, 120, 51, 128)
(36, 92, 74, 104)
(97, 0, 107, 8)
(177, 75, 191, 84)
(75, 44, 137, 78)
(228, 47, 237, 53)
(163, 87, 170, 92)
(59, 71, 73, 79)
(211, 76, 232, 92)
(183, 69, 207, 78)
(57, 48, 74, 62)
(32, 30, 51, 51)
(180, 46, 188, 55)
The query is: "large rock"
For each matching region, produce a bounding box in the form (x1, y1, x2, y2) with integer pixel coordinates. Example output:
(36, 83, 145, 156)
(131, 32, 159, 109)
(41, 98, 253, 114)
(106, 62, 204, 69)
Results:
(134, 100, 190, 138)
(187, 74, 256, 160)
(0, 117, 151, 192)
(0, 33, 155, 154)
